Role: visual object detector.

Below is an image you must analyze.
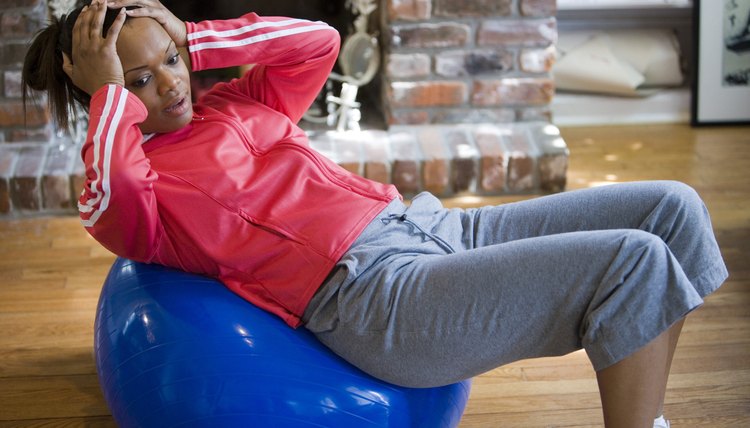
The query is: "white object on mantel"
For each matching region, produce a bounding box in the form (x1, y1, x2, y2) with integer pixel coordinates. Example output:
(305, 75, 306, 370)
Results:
(557, 0, 690, 9)
(555, 36, 645, 96)
(554, 30, 684, 97)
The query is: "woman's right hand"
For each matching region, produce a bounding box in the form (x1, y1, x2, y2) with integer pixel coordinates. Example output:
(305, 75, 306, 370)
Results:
(63, 0, 127, 95)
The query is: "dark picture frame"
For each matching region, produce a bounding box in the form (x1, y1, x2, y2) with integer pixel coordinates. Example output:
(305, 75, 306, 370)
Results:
(691, 0, 750, 125)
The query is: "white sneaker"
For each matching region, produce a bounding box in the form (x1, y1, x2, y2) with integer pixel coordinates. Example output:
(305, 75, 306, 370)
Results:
(654, 415, 670, 428)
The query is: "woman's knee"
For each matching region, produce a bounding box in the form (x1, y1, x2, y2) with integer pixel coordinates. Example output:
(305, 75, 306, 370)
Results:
(657, 181, 706, 214)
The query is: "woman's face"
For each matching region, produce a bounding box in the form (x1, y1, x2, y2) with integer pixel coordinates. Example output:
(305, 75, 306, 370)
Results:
(116, 17, 192, 134)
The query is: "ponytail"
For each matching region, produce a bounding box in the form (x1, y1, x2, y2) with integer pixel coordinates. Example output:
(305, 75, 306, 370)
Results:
(23, 13, 79, 131)
(22, 4, 127, 132)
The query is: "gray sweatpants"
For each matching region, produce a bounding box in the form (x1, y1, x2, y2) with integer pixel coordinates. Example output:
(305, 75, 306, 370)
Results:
(302, 181, 728, 388)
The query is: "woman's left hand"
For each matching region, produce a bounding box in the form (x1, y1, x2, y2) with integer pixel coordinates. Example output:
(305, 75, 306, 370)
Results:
(107, 0, 187, 47)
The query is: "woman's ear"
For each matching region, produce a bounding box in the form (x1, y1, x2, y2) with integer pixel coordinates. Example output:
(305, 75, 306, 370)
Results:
(62, 52, 73, 80)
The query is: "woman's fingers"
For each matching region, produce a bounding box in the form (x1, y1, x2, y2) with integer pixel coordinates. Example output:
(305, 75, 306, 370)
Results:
(75, 1, 106, 42)
(107, 0, 156, 11)
(107, 0, 138, 7)
(89, 0, 107, 40)
(66, 0, 126, 94)
(105, 7, 127, 45)
(74, 5, 92, 44)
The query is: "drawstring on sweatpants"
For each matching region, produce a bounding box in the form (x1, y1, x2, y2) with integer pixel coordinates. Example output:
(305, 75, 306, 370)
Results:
(381, 213, 457, 254)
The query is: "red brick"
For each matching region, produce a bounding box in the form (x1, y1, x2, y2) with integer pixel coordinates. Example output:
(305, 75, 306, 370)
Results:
(518, 106, 552, 122)
(11, 145, 46, 211)
(0, 8, 45, 38)
(0, 146, 19, 214)
(505, 129, 537, 192)
(415, 127, 450, 196)
(388, 130, 422, 195)
(472, 78, 555, 107)
(365, 160, 390, 184)
(1, 0, 44, 7)
(308, 135, 337, 163)
(445, 129, 478, 193)
(329, 132, 364, 176)
(520, 0, 557, 17)
(387, 110, 430, 125)
(308, 132, 367, 177)
(432, 108, 515, 124)
(0, 100, 50, 127)
(507, 156, 534, 191)
(435, 49, 514, 77)
(42, 144, 76, 210)
(389, 23, 470, 48)
(477, 18, 557, 47)
(519, 46, 557, 73)
(434, 0, 512, 17)
(389, 81, 467, 108)
(539, 151, 567, 192)
(473, 126, 508, 193)
(2, 42, 33, 67)
(3, 70, 23, 98)
(360, 131, 391, 184)
(530, 123, 568, 192)
(7, 125, 52, 142)
(386, 53, 431, 79)
(387, 0, 431, 21)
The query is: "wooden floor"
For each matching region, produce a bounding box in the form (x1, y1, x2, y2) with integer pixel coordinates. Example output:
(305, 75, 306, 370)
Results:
(0, 124, 748, 427)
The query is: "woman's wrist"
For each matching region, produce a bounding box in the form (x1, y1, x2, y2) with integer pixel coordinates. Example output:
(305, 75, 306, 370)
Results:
(175, 21, 188, 47)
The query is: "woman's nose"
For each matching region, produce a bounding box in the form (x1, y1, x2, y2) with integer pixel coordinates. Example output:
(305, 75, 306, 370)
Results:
(158, 70, 180, 96)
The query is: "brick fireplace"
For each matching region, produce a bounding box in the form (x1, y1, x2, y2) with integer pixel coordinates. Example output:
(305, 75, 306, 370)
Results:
(382, 0, 557, 125)
(0, 0, 567, 217)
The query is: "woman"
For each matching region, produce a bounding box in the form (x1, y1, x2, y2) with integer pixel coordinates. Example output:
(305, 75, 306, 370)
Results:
(23, 1, 728, 427)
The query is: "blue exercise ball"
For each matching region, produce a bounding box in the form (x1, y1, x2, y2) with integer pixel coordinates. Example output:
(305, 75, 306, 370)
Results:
(94, 258, 472, 427)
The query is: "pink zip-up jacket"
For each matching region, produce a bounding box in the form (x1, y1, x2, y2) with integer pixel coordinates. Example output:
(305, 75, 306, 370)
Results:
(78, 13, 400, 327)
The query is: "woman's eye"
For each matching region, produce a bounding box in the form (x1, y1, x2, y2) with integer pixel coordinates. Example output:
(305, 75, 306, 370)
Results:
(167, 54, 180, 65)
(132, 76, 151, 88)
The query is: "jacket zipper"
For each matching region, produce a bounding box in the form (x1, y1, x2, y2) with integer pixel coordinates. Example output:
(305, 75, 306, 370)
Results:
(237, 209, 309, 247)
(160, 171, 311, 249)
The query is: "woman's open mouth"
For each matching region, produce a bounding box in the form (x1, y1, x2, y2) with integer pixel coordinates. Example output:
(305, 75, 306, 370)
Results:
(164, 96, 190, 117)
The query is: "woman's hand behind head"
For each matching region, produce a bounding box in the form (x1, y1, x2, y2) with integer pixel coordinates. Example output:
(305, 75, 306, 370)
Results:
(108, 0, 187, 47)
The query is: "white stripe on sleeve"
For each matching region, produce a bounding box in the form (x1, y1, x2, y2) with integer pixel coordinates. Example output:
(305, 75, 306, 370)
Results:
(98, 88, 128, 213)
(80, 86, 129, 228)
(78, 86, 116, 214)
(190, 24, 334, 53)
(187, 18, 307, 41)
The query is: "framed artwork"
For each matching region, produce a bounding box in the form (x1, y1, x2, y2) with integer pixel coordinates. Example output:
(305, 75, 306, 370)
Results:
(692, 0, 750, 125)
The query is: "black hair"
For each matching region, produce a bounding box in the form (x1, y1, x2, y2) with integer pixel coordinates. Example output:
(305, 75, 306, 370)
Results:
(22, 1, 131, 131)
